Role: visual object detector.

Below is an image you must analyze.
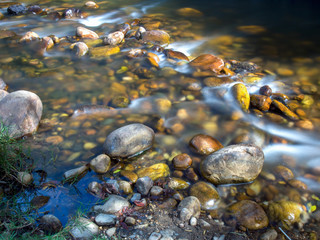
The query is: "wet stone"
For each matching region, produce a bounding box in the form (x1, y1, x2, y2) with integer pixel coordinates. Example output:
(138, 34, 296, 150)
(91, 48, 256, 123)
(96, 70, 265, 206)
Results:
(63, 165, 89, 181)
(0, 90, 8, 101)
(150, 186, 163, 196)
(0, 78, 7, 91)
(168, 177, 189, 190)
(85, 1, 99, 9)
(119, 180, 132, 194)
(120, 170, 138, 183)
(149, 232, 162, 240)
(125, 217, 136, 226)
(90, 154, 111, 174)
(273, 165, 294, 181)
(72, 42, 89, 57)
(200, 144, 264, 184)
(62, 8, 84, 19)
(103, 123, 155, 158)
(20, 31, 40, 42)
(259, 85, 272, 97)
(88, 181, 103, 197)
(190, 54, 224, 73)
(189, 134, 223, 155)
(76, 27, 99, 39)
(232, 83, 250, 111)
(271, 100, 299, 121)
(39, 215, 62, 234)
(173, 153, 192, 170)
(260, 229, 278, 240)
(189, 181, 220, 210)
(142, 30, 170, 45)
(224, 200, 269, 230)
(136, 163, 170, 181)
(27, 5, 42, 14)
(90, 45, 120, 57)
(95, 214, 117, 226)
(177, 196, 201, 221)
(164, 49, 189, 61)
(104, 31, 124, 45)
(184, 168, 199, 182)
(135, 176, 153, 195)
(176, 7, 203, 17)
(250, 94, 272, 111)
(7, 4, 26, 15)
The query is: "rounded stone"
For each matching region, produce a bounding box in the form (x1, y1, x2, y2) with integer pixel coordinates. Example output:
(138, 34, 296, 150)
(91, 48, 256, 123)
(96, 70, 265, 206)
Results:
(103, 123, 155, 158)
(76, 26, 99, 39)
(40, 214, 62, 234)
(104, 31, 124, 45)
(173, 153, 192, 170)
(95, 214, 117, 226)
(17, 172, 33, 185)
(200, 144, 264, 184)
(0, 90, 43, 138)
(150, 186, 163, 196)
(260, 229, 278, 240)
(250, 94, 272, 111)
(120, 170, 138, 183)
(118, 180, 132, 195)
(93, 195, 130, 214)
(69, 217, 99, 239)
(189, 181, 220, 210)
(135, 176, 153, 195)
(224, 200, 269, 230)
(189, 134, 223, 155)
(259, 85, 272, 97)
(72, 42, 89, 57)
(90, 154, 111, 174)
(273, 165, 294, 181)
(190, 54, 224, 73)
(167, 177, 189, 190)
(177, 196, 201, 221)
(142, 30, 170, 45)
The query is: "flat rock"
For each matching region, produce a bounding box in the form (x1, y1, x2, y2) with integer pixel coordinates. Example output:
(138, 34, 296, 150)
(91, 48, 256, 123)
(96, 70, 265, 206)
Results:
(0, 90, 43, 138)
(95, 214, 117, 226)
(103, 123, 155, 158)
(142, 30, 170, 45)
(93, 195, 130, 214)
(190, 54, 224, 73)
(200, 144, 264, 184)
(136, 163, 170, 181)
(76, 27, 99, 39)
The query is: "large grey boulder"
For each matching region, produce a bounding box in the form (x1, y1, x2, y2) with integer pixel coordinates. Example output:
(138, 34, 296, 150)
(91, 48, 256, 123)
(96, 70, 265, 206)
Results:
(103, 123, 154, 158)
(200, 144, 264, 184)
(0, 90, 42, 138)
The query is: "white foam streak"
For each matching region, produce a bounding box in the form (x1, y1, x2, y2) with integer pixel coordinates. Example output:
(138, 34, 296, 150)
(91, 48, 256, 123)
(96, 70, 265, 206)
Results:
(167, 38, 208, 56)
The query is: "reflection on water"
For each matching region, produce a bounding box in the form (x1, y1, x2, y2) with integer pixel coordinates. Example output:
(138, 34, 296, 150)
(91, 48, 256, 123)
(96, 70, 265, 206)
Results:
(1, 0, 320, 233)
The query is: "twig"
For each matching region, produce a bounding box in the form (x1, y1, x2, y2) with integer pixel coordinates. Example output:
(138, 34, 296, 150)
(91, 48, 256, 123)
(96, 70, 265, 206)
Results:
(278, 226, 292, 240)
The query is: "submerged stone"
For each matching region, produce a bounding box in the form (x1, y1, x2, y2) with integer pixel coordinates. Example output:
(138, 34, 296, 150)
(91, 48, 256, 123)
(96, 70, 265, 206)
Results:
(200, 144, 264, 184)
(90, 154, 111, 174)
(136, 163, 170, 181)
(103, 123, 154, 158)
(90, 45, 120, 57)
(177, 196, 201, 221)
(231, 83, 250, 111)
(142, 30, 170, 45)
(189, 181, 220, 210)
(189, 134, 223, 155)
(190, 54, 224, 73)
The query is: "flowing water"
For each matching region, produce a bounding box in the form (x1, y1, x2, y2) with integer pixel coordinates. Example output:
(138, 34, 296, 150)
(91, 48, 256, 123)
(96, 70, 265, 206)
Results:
(1, 0, 320, 236)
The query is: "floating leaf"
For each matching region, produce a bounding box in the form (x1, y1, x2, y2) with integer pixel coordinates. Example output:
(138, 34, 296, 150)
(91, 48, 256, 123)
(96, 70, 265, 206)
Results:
(31, 196, 50, 209)
(311, 194, 320, 201)
(311, 205, 317, 212)
(113, 169, 121, 174)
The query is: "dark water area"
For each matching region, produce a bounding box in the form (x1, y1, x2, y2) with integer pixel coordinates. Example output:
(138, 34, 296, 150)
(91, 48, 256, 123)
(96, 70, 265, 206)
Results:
(0, 0, 320, 237)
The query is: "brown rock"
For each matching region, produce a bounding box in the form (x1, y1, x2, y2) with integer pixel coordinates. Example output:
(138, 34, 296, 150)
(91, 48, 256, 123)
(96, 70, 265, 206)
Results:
(72, 42, 89, 57)
(19, 31, 39, 42)
(164, 49, 189, 61)
(224, 200, 268, 230)
(90, 46, 120, 57)
(142, 30, 170, 45)
(250, 94, 272, 111)
(184, 168, 199, 182)
(273, 165, 294, 181)
(90, 154, 111, 174)
(176, 8, 203, 17)
(190, 54, 224, 73)
(173, 153, 192, 170)
(189, 134, 223, 155)
(76, 27, 99, 39)
(189, 181, 220, 210)
(259, 85, 272, 96)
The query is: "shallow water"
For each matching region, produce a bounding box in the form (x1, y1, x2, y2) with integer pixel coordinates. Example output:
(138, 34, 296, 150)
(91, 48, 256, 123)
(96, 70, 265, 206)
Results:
(1, 0, 320, 232)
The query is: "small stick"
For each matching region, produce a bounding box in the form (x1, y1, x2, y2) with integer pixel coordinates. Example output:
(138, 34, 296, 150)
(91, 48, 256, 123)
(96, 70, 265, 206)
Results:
(278, 226, 292, 240)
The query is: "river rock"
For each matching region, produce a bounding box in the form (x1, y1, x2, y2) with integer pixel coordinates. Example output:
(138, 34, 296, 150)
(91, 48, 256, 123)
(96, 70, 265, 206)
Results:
(93, 195, 130, 214)
(118, 180, 132, 194)
(95, 214, 117, 226)
(200, 144, 264, 184)
(190, 54, 224, 73)
(40, 214, 62, 234)
(168, 178, 189, 190)
(88, 181, 103, 197)
(271, 100, 299, 121)
(250, 94, 272, 111)
(0, 90, 8, 101)
(224, 200, 269, 230)
(189, 134, 223, 155)
(104, 31, 124, 45)
(136, 163, 170, 180)
(19, 31, 39, 42)
(76, 27, 99, 39)
(135, 176, 153, 195)
(63, 165, 89, 181)
(0, 78, 7, 90)
(17, 172, 33, 185)
(260, 229, 278, 240)
(90, 45, 120, 57)
(85, 1, 99, 9)
(173, 153, 192, 170)
(177, 196, 201, 221)
(103, 123, 155, 158)
(142, 30, 170, 45)
(273, 165, 294, 181)
(72, 42, 89, 57)
(7, 4, 27, 15)
(150, 186, 163, 196)
(69, 217, 99, 240)
(90, 154, 111, 174)
(164, 49, 189, 61)
(176, 7, 203, 17)
(189, 181, 220, 210)
(0, 90, 42, 138)
(232, 83, 250, 111)
(120, 170, 138, 183)
(259, 85, 272, 97)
